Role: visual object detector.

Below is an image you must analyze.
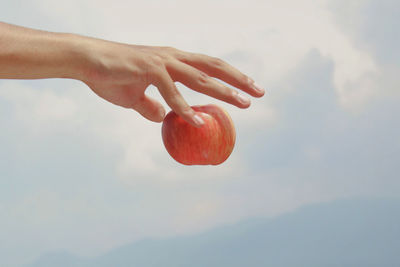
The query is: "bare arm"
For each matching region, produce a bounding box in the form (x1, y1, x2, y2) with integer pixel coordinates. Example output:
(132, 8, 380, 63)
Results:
(0, 22, 265, 126)
(0, 22, 86, 80)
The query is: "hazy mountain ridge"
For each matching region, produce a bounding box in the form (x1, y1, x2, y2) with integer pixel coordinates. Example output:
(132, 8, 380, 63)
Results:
(28, 198, 400, 267)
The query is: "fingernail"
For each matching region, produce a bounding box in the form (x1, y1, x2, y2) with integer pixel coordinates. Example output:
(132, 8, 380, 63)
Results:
(159, 108, 166, 119)
(193, 114, 205, 126)
(236, 92, 251, 105)
(253, 82, 265, 94)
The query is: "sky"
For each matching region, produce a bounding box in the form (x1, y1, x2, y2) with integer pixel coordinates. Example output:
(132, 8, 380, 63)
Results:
(1, 0, 399, 266)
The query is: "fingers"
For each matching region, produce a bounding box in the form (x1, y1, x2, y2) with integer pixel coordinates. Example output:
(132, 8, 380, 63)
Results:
(177, 52, 265, 97)
(153, 69, 205, 127)
(167, 61, 251, 109)
(134, 95, 166, 123)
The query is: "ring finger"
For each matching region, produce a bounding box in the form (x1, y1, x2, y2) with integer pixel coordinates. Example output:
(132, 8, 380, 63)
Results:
(167, 61, 251, 108)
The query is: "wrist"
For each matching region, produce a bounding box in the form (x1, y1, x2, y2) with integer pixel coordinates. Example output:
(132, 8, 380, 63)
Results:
(65, 33, 114, 85)
(56, 33, 93, 82)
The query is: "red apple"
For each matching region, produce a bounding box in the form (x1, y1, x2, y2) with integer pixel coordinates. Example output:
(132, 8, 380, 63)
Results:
(162, 104, 236, 165)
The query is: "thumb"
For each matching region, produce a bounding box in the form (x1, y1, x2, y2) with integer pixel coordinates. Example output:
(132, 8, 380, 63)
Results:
(134, 95, 166, 123)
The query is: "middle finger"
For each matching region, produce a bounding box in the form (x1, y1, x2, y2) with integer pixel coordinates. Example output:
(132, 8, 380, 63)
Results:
(177, 52, 264, 97)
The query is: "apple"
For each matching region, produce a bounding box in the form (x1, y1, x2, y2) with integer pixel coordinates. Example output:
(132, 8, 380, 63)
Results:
(162, 104, 236, 165)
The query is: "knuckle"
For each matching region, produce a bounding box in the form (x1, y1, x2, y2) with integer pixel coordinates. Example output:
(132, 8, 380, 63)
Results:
(230, 89, 238, 102)
(164, 46, 178, 53)
(169, 88, 181, 99)
(211, 57, 225, 69)
(144, 65, 160, 84)
(166, 86, 182, 102)
(197, 71, 210, 85)
(180, 105, 193, 116)
(144, 57, 165, 82)
(149, 67, 162, 79)
(150, 54, 164, 66)
(241, 74, 251, 85)
(157, 46, 180, 59)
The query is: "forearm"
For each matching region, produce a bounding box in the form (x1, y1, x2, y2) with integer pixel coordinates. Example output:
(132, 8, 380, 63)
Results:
(0, 22, 87, 80)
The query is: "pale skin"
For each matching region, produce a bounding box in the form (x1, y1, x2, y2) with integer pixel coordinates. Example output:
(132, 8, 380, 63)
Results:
(0, 22, 265, 127)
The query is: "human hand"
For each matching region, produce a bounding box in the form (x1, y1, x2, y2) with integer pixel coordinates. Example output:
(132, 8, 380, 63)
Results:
(79, 36, 265, 127)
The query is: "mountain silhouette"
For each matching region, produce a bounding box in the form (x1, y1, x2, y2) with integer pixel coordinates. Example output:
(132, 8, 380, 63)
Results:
(27, 198, 400, 267)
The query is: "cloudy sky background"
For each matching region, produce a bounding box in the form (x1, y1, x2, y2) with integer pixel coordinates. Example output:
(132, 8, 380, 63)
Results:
(1, 0, 399, 266)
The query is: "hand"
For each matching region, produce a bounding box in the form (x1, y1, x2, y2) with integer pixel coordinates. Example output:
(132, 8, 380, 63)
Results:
(0, 22, 264, 126)
(80, 37, 265, 127)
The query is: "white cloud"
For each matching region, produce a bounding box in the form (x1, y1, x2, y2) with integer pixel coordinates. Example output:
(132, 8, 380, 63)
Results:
(0, 81, 78, 128)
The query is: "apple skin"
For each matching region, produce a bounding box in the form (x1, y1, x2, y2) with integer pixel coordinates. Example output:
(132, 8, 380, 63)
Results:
(162, 104, 236, 166)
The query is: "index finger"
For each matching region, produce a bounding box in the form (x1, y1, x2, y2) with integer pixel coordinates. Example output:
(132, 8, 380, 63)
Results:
(153, 68, 205, 128)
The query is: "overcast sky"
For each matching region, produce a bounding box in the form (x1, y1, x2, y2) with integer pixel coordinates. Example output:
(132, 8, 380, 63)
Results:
(1, 0, 399, 266)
